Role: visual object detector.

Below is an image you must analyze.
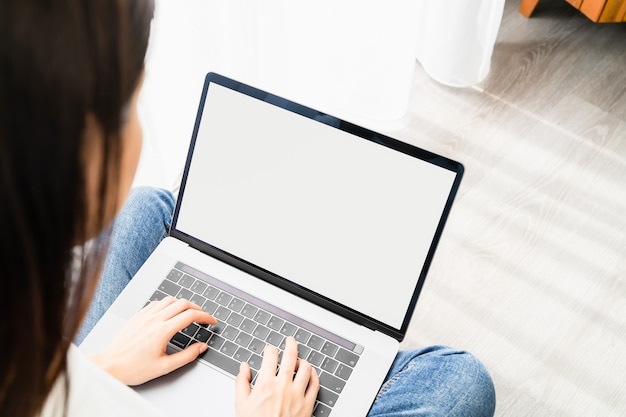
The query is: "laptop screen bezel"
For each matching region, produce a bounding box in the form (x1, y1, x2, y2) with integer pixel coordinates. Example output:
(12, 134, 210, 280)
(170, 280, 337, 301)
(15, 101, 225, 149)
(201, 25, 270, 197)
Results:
(170, 72, 464, 342)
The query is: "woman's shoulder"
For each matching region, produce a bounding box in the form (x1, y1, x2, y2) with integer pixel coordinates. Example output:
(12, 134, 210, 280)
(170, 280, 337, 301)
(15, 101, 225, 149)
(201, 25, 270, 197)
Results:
(41, 345, 164, 417)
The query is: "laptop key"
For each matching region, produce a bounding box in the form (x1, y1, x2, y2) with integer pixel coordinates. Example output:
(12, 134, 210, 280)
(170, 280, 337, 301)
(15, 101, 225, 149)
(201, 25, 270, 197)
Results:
(313, 403, 332, 417)
(202, 286, 220, 300)
(253, 309, 271, 325)
(266, 331, 284, 347)
(321, 357, 338, 374)
(247, 353, 263, 370)
(297, 344, 312, 360)
(241, 304, 258, 319)
(319, 372, 346, 394)
(181, 323, 199, 338)
(226, 312, 244, 327)
(294, 328, 311, 344)
(190, 293, 207, 308)
(317, 387, 339, 407)
(195, 327, 212, 343)
(176, 288, 193, 300)
(307, 350, 324, 367)
(335, 363, 353, 380)
(221, 325, 239, 341)
(335, 348, 359, 367)
(213, 306, 231, 321)
(179, 274, 195, 288)
(307, 335, 324, 350)
(228, 298, 245, 312)
(235, 332, 253, 348)
(252, 325, 270, 340)
(234, 347, 252, 362)
(321, 341, 338, 357)
(215, 292, 232, 306)
(220, 341, 238, 357)
(239, 318, 257, 334)
(202, 300, 218, 314)
(248, 338, 266, 354)
(158, 279, 181, 297)
(267, 316, 284, 331)
(190, 280, 208, 294)
(170, 332, 190, 349)
(280, 322, 297, 337)
(208, 334, 225, 350)
(166, 269, 183, 283)
(200, 348, 241, 376)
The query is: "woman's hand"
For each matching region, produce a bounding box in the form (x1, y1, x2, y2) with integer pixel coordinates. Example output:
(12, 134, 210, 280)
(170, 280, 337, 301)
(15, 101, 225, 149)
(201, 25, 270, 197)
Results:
(235, 336, 320, 417)
(89, 296, 216, 385)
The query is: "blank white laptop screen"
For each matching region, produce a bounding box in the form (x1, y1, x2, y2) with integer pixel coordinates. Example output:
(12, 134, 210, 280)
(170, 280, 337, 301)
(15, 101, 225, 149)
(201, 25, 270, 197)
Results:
(176, 83, 457, 330)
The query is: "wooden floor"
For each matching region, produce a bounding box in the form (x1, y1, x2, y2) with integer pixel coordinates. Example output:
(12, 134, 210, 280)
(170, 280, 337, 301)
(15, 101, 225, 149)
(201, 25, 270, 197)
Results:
(135, 0, 625, 415)
(395, 1, 626, 416)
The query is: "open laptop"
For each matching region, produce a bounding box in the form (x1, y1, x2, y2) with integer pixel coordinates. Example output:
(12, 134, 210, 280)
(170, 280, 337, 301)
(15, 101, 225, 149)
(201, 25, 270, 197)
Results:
(80, 72, 463, 417)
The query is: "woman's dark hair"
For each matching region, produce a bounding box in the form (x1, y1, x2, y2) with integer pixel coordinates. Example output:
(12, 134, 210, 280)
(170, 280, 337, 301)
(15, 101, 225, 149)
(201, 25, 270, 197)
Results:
(0, 0, 154, 415)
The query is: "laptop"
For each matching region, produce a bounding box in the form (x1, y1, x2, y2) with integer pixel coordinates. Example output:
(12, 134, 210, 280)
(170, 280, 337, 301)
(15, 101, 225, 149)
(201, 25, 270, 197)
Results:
(80, 72, 463, 417)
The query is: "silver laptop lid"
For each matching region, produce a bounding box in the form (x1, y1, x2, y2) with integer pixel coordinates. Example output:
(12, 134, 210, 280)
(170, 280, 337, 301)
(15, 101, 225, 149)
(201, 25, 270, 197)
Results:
(171, 73, 463, 341)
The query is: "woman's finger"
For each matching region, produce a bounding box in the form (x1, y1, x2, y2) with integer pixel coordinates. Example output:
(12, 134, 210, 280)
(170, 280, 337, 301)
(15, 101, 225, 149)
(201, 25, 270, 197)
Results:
(153, 341, 209, 378)
(140, 296, 178, 314)
(278, 337, 298, 378)
(159, 297, 204, 320)
(292, 359, 312, 390)
(257, 344, 279, 383)
(304, 365, 320, 404)
(165, 308, 216, 334)
(235, 362, 252, 402)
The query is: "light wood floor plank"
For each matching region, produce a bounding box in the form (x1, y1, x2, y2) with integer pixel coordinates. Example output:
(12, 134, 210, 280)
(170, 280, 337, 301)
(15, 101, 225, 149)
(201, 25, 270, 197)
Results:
(395, 1, 626, 415)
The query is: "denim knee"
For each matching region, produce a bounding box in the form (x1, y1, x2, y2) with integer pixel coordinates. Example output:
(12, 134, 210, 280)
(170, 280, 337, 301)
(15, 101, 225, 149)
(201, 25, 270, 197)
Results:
(444, 348, 496, 417)
(121, 186, 176, 234)
(370, 346, 496, 417)
(109, 186, 175, 273)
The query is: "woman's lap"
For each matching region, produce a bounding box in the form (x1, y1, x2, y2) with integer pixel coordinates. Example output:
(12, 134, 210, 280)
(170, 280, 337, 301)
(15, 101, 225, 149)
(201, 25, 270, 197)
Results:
(77, 186, 496, 416)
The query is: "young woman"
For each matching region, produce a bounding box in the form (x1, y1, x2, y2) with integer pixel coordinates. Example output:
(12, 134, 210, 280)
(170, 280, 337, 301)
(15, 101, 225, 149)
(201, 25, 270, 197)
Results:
(0, 0, 496, 416)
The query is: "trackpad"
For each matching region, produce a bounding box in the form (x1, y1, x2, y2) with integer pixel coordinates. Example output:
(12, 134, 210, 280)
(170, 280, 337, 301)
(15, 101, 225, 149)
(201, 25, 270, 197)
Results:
(135, 358, 237, 417)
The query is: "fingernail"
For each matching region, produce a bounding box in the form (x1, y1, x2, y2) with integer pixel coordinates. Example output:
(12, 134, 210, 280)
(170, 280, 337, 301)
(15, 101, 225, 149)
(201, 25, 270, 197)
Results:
(198, 343, 208, 353)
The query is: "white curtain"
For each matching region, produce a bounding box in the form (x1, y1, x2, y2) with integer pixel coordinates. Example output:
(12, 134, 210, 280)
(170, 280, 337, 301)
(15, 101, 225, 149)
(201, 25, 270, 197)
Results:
(414, 1, 506, 88)
(172, 0, 505, 124)
(137, 0, 505, 185)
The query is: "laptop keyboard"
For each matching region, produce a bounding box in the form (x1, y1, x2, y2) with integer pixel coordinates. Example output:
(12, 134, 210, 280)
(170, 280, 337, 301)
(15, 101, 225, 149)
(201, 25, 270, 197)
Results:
(146, 262, 363, 417)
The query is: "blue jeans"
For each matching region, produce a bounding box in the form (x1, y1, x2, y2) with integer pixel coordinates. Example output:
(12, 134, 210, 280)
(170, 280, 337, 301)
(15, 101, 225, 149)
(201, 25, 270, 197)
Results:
(77, 187, 496, 417)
